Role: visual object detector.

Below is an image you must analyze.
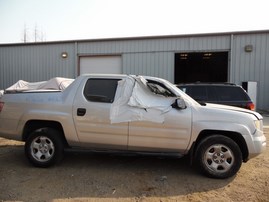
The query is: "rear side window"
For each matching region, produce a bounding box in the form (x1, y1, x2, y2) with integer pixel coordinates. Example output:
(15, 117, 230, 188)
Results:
(83, 79, 120, 103)
(215, 86, 250, 101)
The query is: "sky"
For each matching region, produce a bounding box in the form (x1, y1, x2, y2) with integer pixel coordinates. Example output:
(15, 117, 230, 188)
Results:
(0, 0, 268, 44)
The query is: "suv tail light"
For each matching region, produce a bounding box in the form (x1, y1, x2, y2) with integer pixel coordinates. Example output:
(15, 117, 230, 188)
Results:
(247, 102, 255, 111)
(0, 102, 4, 112)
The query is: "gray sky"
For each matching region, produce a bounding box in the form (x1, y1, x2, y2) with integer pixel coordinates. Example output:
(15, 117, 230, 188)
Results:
(0, 0, 268, 43)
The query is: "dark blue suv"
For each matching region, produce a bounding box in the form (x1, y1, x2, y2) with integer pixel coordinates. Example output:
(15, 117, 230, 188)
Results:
(176, 83, 255, 110)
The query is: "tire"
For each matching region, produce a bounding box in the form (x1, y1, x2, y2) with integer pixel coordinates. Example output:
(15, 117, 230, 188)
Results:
(25, 128, 64, 167)
(195, 135, 242, 179)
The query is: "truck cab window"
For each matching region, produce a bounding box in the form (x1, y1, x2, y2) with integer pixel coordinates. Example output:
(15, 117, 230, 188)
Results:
(83, 79, 120, 103)
(146, 80, 175, 97)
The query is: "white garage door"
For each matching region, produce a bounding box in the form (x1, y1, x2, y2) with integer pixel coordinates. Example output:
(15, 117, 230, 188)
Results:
(80, 56, 122, 74)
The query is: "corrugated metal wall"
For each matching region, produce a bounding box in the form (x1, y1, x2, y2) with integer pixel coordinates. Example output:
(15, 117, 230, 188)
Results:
(78, 36, 230, 54)
(77, 35, 230, 82)
(0, 43, 75, 88)
(0, 32, 269, 110)
(123, 52, 174, 81)
(230, 33, 269, 110)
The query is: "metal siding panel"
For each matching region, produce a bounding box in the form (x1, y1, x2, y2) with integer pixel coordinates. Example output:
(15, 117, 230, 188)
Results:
(260, 35, 269, 109)
(0, 44, 75, 89)
(78, 36, 230, 54)
(189, 36, 230, 51)
(122, 52, 173, 82)
(231, 33, 269, 109)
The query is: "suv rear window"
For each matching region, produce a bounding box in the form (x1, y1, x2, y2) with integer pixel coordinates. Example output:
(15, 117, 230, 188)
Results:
(216, 86, 250, 101)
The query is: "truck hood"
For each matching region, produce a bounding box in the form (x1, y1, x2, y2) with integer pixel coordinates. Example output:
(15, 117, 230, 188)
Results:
(205, 103, 263, 120)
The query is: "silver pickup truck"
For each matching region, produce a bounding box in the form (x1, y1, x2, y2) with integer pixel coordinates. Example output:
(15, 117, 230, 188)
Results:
(0, 74, 266, 179)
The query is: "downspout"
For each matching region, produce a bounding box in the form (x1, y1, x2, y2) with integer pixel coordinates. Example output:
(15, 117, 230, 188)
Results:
(74, 42, 78, 77)
(229, 34, 234, 82)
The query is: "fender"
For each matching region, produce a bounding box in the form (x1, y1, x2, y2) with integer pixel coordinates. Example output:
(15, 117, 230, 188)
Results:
(186, 120, 252, 152)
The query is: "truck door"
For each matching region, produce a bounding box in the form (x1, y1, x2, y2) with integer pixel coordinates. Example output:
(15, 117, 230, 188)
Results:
(73, 78, 128, 149)
(128, 107, 192, 152)
(128, 80, 192, 152)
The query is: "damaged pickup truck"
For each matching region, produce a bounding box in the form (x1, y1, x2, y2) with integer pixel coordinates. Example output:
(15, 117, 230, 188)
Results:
(0, 74, 266, 179)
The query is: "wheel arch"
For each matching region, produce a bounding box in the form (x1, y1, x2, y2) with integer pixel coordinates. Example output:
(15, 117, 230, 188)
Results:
(192, 130, 249, 162)
(22, 120, 69, 148)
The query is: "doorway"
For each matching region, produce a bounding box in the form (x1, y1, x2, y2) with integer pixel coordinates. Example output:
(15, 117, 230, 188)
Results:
(174, 52, 228, 83)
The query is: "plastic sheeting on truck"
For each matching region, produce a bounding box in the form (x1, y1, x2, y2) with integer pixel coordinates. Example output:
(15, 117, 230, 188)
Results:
(4, 77, 74, 92)
(110, 76, 176, 123)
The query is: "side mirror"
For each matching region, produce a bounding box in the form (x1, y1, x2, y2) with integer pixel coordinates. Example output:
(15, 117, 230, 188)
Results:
(172, 98, 186, 109)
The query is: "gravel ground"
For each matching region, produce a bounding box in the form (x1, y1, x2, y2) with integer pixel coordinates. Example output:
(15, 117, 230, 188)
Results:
(0, 129, 268, 202)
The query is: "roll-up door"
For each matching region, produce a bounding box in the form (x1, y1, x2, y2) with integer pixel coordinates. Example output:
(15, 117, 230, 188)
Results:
(80, 56, 122, 75)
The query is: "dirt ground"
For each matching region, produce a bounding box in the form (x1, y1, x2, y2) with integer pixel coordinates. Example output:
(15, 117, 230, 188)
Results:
(0, 130, 268, 202)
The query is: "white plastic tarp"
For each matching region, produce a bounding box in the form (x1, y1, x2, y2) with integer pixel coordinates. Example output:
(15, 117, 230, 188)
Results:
(110, 76, 176, 123)
(5, 77, 74, 92)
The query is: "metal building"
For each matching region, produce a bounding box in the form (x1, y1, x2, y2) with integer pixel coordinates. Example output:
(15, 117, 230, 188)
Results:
(0, 30, 269, 110)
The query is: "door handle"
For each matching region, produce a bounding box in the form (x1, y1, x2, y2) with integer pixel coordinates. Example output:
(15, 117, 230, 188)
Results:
(77, 108, 86, 116)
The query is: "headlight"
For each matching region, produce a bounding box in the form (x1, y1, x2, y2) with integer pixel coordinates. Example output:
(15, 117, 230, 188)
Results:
(254, 120, 263, 131)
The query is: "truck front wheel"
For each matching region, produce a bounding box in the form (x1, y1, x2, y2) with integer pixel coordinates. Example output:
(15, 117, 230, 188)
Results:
(25, 128, 64, 167)
(195, 135, 242, 179)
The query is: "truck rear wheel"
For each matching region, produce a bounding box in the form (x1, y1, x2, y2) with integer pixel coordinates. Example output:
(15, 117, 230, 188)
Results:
(25, 128, 64, 167)
(195, 135, 242, 179)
